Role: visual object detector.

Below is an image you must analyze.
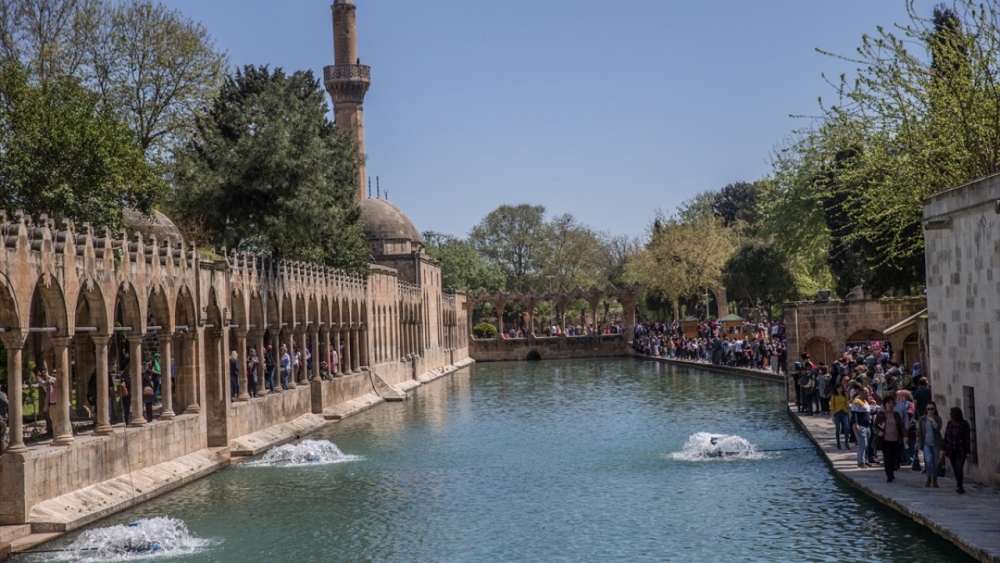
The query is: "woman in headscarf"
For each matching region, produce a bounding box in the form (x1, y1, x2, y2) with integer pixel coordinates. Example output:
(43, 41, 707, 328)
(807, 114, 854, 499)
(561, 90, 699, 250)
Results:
(230, 351, 239, 402)
(942, 407, 971, 494)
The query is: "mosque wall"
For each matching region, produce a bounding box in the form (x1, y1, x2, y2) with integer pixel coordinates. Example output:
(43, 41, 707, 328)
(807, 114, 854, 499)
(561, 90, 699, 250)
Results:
(0, 211, 471, 528)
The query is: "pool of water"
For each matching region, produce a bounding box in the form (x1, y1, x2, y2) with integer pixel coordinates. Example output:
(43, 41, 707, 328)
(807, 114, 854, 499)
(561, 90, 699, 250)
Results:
(22, 359, 975, 562)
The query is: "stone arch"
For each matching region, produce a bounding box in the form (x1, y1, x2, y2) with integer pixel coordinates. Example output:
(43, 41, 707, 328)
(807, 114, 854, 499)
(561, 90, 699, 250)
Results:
(30, 276, 69, 336)
(115, 281, 144, 334)
(147, 284, 173, 333)
(266, 292, 280, 332)
(845, 328, 886, 346)
(173, 286, 199, 414)
(804, 336, 835, 366)
(0, 272, 20, 330)
(526, 349, 542, 361)
(249, 291, 265, 333)
(230, 288, 247, 331)
(71, 282, 108, 417)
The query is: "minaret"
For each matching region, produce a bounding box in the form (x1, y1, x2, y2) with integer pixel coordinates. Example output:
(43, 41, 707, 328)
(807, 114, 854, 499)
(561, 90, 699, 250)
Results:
(324, 0, 370, 203)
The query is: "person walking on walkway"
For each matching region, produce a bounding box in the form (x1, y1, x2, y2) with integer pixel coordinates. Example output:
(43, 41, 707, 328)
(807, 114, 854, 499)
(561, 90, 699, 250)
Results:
(280, 345, 291, 390)
(247, 347, 259, 398)
(851, 387, 873, 468)
(942, 407, 971, 494)
(874, 395, 904, 482)
(264, 346, 277, 393)
(916, 401, 943, 488)
(798, 366, 816, 416)
(118, 370, 132, 425)
(830, 384, 851, 449)
(229, 351, 239, 402)
(141, 367, 155, 423)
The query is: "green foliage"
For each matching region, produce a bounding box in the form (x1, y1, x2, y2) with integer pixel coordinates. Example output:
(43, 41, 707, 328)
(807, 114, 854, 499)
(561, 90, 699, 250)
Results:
(0, 62, 161, 229)
(472, 322, 497, 339)
(423, 231, 504, 293)
(468, 204, 550, 291)
(721, 241, 798, 318)
(0, 0, 228, 163)
(809, 0, 999, 295)
(171, 65, 369, 273)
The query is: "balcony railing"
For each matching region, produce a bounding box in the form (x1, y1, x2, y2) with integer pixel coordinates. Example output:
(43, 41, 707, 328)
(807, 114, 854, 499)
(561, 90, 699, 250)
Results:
(324, 64, 371, 83)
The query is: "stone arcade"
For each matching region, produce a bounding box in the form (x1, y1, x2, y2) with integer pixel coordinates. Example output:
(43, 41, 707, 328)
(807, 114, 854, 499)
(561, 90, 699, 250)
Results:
(0, 0, 471, 535)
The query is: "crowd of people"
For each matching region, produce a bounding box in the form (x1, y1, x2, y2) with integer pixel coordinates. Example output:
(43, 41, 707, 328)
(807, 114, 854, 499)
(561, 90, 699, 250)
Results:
(632, 319, 789, 373)
(796, 346, 971, 494)
(495, 323, 626, 339)
(632, 321, 973, 495)
(229, 342, 342, 401)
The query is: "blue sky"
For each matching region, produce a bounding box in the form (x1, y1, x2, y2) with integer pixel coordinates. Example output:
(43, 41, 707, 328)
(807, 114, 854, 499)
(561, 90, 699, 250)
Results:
(160, 0, 938, 239)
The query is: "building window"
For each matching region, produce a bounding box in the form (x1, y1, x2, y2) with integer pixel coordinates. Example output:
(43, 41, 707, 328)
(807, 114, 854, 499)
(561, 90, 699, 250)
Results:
(963, 385, 978, 464)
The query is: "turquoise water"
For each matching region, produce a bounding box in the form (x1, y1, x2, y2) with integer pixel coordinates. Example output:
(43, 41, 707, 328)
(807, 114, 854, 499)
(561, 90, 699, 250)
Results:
(23, 359, 974, 562)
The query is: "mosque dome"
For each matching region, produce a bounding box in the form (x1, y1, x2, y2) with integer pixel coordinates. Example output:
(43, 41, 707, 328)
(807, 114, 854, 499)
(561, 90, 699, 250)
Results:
(122, 208, 184, 244)
(359, 198, 422, 255)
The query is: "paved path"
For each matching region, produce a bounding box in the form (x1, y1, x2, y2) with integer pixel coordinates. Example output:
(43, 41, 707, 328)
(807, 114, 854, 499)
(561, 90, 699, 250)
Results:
(642, 355, 1000, 563)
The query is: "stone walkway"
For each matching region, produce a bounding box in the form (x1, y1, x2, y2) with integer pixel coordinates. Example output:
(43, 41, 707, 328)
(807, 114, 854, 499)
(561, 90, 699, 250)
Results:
(645, 355, 1000, 563)
(791, 407, 1000, 563)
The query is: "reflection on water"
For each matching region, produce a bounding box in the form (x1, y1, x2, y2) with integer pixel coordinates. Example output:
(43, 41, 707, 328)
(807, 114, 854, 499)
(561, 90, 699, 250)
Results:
(23, 359, 975, 563)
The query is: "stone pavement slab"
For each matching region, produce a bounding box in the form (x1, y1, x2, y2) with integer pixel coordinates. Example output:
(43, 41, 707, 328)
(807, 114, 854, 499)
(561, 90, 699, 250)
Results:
(25, 447, 230, 534)
(792, 408, 1000, 563)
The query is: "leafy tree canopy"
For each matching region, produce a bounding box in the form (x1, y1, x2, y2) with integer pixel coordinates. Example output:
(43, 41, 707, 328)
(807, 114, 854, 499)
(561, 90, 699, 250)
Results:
(0, 0, 228, 163)
(0, 61, 161, 229)
(423, 231, 504, 293)
(170, 65, 369, 273)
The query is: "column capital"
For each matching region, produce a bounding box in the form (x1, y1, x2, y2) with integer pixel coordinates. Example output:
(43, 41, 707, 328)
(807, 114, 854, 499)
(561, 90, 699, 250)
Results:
(90, 333, 112, 346)
(126, 333, 146, 345)
(157, 331, 175, 343)
(50, 335, 73, 348)
(231, 328, 248, 339)
(0, 329, 26, 349)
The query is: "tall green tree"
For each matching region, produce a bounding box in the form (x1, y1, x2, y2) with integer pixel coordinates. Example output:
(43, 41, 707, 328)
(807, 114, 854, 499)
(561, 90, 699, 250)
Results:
(468, 204, 551, 291)
(0, 62, 160, 229)
(721, 241, 797, 320)
(423, 231, 504, 293)
(171, 65, 368, 273)
(1, 0, 228, 161)
(814, 0, 999, 294)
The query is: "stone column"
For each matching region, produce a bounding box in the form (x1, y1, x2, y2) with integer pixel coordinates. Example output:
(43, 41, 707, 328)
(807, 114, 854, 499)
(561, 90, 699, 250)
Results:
(360, 325, 368, 368)
(254, 330, 268, 396)
(351, 327, 361, 373)
(341, 326, 353, 375)
(90, 335, 112, 435)
(298, 330, 309, 384)
(50, 336, 74, 446)
(234, 330, 249, 401)
(158, 333, 175, 419)
(311, 329, 320, 380)
(183, 333, 201, 414)
(128, 335, 147, 427)
(333, 328, 344, 374)
(73, 336, 92, 417)
(1, 332, 28, 452)
(321, 327, 331, 376)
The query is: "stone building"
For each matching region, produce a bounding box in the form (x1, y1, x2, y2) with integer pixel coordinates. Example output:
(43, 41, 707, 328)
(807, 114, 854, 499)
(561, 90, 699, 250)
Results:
(0, 0, 471, 532)
(923, 173, 1000, 488)
(783, 296, 927, 367)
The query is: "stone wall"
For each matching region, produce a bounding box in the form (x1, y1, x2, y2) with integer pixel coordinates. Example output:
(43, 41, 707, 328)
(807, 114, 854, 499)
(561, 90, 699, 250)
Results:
(1, 414, 205, 525)
(469, 335, 629, 362)
(783, 297, 927, 365)
(226, 387, 313, 447)
(923, 172, 1000, 488)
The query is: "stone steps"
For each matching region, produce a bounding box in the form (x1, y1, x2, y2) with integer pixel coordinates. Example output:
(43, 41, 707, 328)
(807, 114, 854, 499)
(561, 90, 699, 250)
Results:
(9, 532, 62, 555)
(0, 524, 31, 545)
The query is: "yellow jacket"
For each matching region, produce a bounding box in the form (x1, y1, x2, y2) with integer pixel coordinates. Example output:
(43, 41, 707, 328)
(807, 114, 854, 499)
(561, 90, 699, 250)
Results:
(830, 394, 849, 414)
